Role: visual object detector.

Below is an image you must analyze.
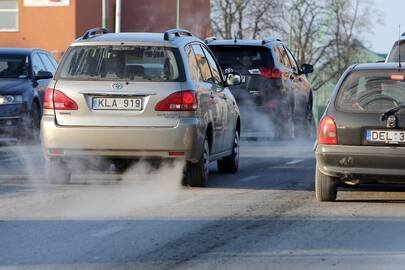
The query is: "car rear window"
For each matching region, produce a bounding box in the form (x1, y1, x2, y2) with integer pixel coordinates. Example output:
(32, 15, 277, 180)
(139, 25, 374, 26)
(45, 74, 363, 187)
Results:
(0, 54, 30, 79)
(58, 45, 184, 82)
(208, 45, 273, 75)
(336, 70, 405, 113)
(387, 41, 405, 63)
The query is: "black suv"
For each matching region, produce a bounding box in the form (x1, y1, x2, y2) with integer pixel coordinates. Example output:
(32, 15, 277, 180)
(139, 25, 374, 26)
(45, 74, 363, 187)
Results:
(207, 38, 314, 138)
(0, 48, 57, 143)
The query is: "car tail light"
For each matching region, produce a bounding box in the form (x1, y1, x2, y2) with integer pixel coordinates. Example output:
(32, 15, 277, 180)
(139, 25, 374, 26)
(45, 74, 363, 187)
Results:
(155, 90, 198, 111)
(43, 88, 78, 110)
(259, 67, 283, 79)
(318, 116, 337, 145)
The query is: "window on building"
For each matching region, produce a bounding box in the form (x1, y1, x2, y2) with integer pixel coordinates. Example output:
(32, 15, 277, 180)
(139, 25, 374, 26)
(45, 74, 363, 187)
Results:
(0, 1, 18, 31)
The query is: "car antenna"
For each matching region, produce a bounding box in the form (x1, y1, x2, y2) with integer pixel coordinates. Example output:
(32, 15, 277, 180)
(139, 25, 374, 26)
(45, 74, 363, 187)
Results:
(398, 25, 402, 68)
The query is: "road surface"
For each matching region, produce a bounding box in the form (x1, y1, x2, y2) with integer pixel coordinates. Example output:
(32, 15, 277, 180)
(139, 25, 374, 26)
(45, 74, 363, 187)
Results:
(1, 141, 405, 269)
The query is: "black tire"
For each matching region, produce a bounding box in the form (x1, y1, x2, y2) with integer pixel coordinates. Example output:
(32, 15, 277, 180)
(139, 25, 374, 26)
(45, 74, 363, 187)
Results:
(315, 166, 338, 201)
(112, 159, 131, 173)
(46, 159, 71, 184)
(217, 131, 239, 173)
(19, 102, 41, 145)
(184, 138, 210, 187)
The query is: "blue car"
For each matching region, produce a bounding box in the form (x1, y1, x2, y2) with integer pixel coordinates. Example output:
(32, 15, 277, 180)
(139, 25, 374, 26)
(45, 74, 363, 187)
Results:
(0, 48, 57, 144)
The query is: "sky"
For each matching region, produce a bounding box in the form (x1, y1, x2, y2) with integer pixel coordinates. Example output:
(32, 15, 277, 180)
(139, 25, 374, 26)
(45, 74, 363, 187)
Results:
(367, 0, 405, 54)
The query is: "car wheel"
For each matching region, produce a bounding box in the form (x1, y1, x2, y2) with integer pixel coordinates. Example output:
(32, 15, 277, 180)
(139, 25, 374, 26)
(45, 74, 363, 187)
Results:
(112, 159, 131, 173)
(315, 166, 338, 201)
(19, 103, 41, 144)
(184, 137, 210, 187)
(46, 159, 71, 184)
(295, 115, 315, 139)
(217, 130, 239, 174)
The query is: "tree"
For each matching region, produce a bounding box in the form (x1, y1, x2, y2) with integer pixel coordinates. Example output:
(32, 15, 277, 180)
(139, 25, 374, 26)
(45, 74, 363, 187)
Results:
(210, 0, 282, 39)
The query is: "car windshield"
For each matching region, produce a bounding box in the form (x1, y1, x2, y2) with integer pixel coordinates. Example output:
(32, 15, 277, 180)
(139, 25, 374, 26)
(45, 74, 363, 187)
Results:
(336, 70, 405, 113)
(59, 45, 183, 82)
(0, 55, 30, 79)
(209, 45, 273, 75)
(387, 41, 405, 63)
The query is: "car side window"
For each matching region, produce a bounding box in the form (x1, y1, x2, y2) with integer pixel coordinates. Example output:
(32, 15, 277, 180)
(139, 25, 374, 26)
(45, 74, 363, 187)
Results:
(273, 47, 285, 67)
(31, 53, 46, 75)
(278, 46, 291, 68)
(191, 44, 215, 84)
(201, 46, 222, 85)
(285, 47, 299, 71)
(185, 44, 202, 82)
(39, 53, 56, 74)
(47, 54, 58, 70)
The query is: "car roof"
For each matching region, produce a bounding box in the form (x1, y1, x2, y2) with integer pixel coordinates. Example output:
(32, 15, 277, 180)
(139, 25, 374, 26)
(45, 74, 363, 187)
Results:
(72, 32, 201, 47)
(352, 63, 405, 71)
(0, 48, 37, 55)
(207, 38, 282, 47)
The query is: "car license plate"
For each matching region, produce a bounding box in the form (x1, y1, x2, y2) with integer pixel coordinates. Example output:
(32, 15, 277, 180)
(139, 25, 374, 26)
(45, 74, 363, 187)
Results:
(92, 97, 142, 110)
(366, 130, 405, 144)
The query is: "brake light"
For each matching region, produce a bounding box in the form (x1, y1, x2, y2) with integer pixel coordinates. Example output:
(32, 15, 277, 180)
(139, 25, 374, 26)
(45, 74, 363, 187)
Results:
(43, 88, 78, 110)
(318, 116, 337, 145)
(259, 67, 283, 79)
(155, 90, 198, 111)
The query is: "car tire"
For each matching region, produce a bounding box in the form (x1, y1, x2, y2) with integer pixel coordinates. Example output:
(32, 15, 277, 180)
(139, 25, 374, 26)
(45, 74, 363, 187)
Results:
(19, 102, 41, 145)
(46, 159, 71, 184)
(112, 159, 131, 173)
(315, 166, 338, 201)
(184, 137, 210, 187)
(217, 131, 239, 174)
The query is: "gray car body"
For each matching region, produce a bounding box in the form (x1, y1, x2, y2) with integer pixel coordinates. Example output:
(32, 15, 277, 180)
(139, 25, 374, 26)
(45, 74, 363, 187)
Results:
(41, 32, 240, 163)
(315, 63, 405, 183)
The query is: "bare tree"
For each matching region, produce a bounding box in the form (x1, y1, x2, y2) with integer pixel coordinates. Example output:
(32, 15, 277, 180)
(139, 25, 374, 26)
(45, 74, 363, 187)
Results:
(210, 0, 282, 39)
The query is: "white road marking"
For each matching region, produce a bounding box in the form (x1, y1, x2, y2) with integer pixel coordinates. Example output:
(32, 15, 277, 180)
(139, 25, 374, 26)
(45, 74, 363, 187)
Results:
(0, 156, 19, 162)
(92, 225, 126, 238)
(285, 159, 304, 165)
(240, 175, 259, 182)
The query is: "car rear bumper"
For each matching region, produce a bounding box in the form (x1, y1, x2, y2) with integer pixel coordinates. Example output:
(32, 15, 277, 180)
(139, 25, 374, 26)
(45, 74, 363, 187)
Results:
(315, 144, 405, 180)
(41, 115, 203, 162)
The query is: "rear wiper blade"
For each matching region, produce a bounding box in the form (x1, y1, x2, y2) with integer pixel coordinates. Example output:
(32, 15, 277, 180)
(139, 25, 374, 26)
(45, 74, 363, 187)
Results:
(380, 104, 405, 121)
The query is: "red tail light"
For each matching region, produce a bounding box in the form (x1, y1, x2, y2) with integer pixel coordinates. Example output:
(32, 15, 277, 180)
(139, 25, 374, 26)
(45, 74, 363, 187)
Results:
(43, 88, 78, 110)
(259, 67, 283, 79)
(155, 90, 198, 111)
(318, 116, 337, 145)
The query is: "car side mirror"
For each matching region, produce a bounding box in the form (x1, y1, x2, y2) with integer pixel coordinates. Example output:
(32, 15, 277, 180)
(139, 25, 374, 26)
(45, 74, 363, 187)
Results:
(300, 64, 314, 75)
(225, 72, 242, 86)
(35, 70, 53, 80)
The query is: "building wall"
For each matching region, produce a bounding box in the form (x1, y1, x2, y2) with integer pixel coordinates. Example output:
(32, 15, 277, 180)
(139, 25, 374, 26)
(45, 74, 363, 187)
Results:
(109, 0, 211, 38)
(0, 0, 76, 59)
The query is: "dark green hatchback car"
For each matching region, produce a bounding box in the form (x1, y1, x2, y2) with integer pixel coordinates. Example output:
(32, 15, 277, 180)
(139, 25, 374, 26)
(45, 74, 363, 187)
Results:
(315, 63, 405, 201)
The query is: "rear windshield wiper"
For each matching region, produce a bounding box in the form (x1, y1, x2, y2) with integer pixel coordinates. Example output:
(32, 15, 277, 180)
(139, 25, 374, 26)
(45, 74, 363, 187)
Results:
(380, 104, 405, 121)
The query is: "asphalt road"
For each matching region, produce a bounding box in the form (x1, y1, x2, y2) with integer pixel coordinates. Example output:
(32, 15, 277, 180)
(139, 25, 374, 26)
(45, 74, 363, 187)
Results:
(1, 141, 405, 269)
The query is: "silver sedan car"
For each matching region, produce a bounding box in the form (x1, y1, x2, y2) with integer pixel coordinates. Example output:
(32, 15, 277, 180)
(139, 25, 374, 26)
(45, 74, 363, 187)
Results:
(41, 28, 241, 186)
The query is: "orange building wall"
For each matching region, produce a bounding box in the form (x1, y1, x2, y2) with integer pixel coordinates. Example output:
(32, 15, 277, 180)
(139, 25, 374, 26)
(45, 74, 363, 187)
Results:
(114, 0, 211, 38)
(0, 0, 76, 59)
